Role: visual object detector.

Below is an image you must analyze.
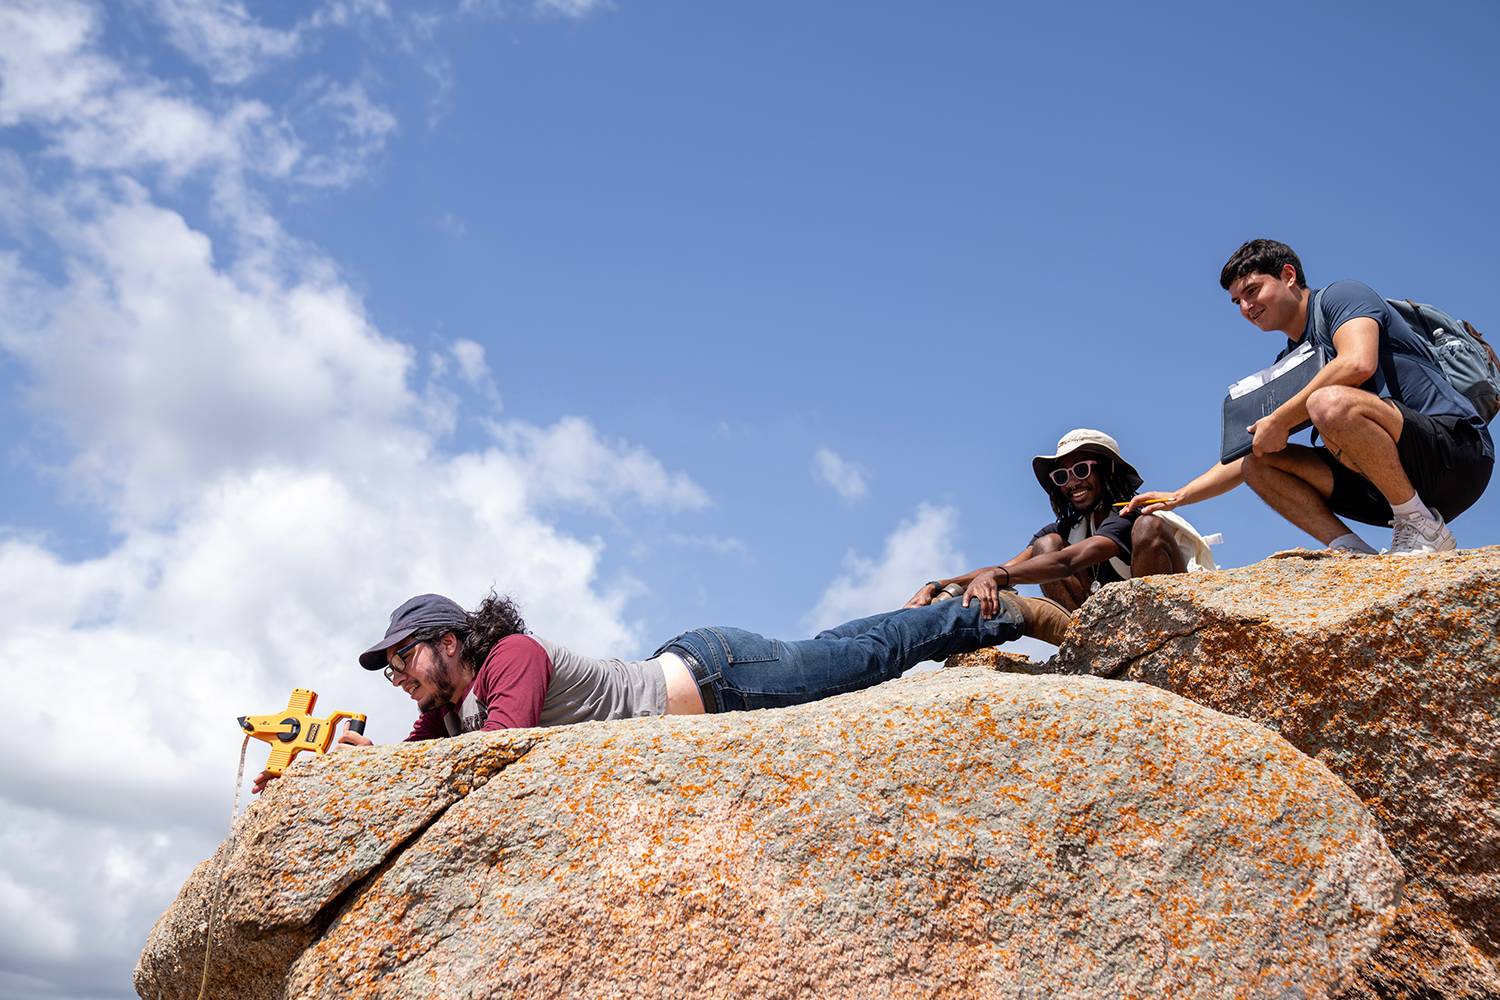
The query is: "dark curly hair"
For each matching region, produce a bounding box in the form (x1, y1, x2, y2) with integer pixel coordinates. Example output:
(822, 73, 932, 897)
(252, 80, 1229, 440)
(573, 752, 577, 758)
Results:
(1220, 238, 1307, 290)
(405, 591, 528, 667)
(1045, 454, 1140, 524)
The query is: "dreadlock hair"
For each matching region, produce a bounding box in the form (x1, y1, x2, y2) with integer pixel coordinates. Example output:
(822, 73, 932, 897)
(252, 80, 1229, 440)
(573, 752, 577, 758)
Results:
(1046, 455, 1141, 524)
(461, 591, 529, 666)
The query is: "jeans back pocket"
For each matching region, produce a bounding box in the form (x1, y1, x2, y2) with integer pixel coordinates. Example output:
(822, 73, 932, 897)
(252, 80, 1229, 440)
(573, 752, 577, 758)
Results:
(701, 627, 781, 664)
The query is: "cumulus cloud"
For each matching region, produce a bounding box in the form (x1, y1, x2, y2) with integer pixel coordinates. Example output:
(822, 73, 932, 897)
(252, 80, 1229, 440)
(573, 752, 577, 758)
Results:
(0, 6, 696, 994)
(150, 0, 303, 85)
(0, 0, 299, 180)
(0, 1, 398, 192)
(0, 186, 422, 525)
(450, 337, 493, 392)
(804, 503, 965, 632)
(290, 79, 399, 187)
(534, 0, 614, 17)
(802, 504, 1057, 665)
(812, 446, 869, 502)
(488, 417, 713, 514)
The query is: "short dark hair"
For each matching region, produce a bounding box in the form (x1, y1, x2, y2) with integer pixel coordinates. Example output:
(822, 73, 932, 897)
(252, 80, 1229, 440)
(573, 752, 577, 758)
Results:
(1219, 239, 1307, 290)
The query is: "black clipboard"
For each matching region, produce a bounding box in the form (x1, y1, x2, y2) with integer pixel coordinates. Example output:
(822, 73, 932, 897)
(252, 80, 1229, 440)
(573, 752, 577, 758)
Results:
(1220, 341, 1327, 464)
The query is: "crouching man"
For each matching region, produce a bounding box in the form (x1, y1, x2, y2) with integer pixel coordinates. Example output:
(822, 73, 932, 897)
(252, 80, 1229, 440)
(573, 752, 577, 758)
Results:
(1128, 240, 1493, 553)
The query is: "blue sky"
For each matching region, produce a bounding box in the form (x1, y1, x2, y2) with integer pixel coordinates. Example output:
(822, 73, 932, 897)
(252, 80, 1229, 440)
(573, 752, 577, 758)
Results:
(1, 1, 1498, 996)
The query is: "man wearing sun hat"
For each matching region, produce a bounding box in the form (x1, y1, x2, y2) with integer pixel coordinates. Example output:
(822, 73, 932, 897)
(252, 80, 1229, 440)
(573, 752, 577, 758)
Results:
(905, 429, 1208, 633)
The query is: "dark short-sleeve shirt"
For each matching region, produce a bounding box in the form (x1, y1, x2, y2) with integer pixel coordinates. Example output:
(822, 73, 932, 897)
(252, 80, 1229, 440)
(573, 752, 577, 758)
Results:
(1297, 280, 1493, 459)
(1031, 509, 1139, 585)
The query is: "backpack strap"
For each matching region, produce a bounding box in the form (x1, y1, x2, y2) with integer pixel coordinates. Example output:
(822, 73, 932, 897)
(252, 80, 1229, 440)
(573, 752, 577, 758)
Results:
(1308, 287, 1327, 344)
(1306, 288, 1327, 446)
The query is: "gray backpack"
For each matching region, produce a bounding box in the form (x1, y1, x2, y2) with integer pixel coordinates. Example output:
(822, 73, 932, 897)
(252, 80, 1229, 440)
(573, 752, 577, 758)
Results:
(1388, 300, 1500, 421)
(1312, 290, 1500, 421)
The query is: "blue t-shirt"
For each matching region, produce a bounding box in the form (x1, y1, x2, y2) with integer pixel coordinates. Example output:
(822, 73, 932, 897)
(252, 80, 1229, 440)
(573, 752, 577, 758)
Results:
(1294, 280, 1494, 459)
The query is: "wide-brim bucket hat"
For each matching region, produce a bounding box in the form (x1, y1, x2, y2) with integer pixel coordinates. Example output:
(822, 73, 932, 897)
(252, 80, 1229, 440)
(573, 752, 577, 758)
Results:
(1031, 428, 1144, 497)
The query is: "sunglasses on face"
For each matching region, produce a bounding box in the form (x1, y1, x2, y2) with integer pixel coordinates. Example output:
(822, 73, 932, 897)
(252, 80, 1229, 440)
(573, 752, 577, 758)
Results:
(1048, 459, 1099, 487)
(383, 638, 423, 682)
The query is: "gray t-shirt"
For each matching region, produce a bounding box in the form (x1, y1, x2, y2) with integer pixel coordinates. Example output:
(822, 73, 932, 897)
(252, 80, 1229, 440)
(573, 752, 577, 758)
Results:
(533, 638, 668, 727)
(405, 633, 669, 740)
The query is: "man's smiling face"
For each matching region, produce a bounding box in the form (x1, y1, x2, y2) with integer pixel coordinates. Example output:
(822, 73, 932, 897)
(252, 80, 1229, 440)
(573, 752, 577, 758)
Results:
(1228, 263, 1303, 334)
(1052, 458, 1103, 512)
(388, 638, 460, 712)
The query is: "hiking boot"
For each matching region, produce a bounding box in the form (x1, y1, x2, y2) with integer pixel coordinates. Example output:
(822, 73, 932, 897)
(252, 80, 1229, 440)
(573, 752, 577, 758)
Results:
(1386, 510, 1457, 555)
(999, 593, 1073, 646)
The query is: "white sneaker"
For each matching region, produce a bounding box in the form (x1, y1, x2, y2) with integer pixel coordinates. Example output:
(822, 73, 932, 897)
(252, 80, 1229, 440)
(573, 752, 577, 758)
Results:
(1386, 511, 1457, 555)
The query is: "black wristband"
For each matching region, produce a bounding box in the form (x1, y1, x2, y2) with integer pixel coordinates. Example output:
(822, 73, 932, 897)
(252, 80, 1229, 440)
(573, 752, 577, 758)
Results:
(924, 580, 943, 592)
(999, 567, 1011, 589)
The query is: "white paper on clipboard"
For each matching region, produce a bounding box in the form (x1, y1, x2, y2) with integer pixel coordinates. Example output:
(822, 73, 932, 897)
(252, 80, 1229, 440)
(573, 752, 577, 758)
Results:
(1227, 341, 1319, 399)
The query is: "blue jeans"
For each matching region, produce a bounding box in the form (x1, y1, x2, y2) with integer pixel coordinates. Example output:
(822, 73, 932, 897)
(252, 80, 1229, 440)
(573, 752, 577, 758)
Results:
(653, 599, 1024, 712)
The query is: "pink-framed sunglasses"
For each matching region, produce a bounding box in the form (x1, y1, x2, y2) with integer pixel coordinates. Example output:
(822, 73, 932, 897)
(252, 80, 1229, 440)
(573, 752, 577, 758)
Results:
(1048, 459, 1099, 487)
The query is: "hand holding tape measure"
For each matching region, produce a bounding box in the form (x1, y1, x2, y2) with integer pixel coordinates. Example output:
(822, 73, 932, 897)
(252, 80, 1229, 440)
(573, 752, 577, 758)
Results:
(239, 688, 369, 792)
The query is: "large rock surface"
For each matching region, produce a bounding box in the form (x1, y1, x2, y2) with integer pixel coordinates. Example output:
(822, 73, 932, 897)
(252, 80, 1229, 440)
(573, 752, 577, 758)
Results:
(1043, 546, 1500, 998)
(137, 668, 1399, 999)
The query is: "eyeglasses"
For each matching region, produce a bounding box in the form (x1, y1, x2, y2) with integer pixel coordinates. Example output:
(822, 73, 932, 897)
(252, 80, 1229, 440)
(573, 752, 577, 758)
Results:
(1048, 460, 1099, 487)
(383, 638, 423, 682)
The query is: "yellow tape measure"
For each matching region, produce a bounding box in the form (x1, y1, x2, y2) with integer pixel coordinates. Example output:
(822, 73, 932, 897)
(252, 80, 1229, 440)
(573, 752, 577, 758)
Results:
(238, 688, 368, 777)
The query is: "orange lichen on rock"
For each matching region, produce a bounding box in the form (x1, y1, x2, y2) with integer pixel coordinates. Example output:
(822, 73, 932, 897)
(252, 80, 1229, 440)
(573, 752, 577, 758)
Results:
(1046, 545, 1500, 997)
(137, 663, 1400, 1000)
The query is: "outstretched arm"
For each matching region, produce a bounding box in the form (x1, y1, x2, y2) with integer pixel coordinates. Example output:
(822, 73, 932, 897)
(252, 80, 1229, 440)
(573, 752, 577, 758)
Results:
(1123, 458, 1245, 516)
(904, 545, 1034, 607)
(961, 535, 1121, 617)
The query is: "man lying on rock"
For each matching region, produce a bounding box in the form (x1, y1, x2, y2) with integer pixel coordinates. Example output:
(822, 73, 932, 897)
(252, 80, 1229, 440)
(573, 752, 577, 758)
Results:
(1125, 239, 1494, 554)
(253, 587, 1065, 790)
(904, 428, 1204, 637)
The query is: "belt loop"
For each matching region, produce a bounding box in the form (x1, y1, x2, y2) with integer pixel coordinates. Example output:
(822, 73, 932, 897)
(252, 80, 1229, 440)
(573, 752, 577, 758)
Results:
(673, 645, 719, 714)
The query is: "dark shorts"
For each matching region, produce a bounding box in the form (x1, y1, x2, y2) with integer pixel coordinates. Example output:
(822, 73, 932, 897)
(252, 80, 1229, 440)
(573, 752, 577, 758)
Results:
(1318, 401, 1494, 526)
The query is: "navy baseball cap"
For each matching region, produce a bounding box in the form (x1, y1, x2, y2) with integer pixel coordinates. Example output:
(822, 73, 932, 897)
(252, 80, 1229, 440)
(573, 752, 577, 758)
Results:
(359, 594, 468, 670)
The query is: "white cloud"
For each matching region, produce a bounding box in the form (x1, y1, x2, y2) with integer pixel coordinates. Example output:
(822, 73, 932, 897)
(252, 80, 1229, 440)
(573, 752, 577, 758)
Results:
(0, 1, 399, 192)
(488, 416, 712, 514)
(0, 233, 701, 996)
(0, 132, 702, 1000)
(666, 533, 749, 557)
(535, 0, 613, 16)
(0, 187, 422, 525)
(804, 503, 966, 632)
(0, 1, 648, 994)
(290, 79, 398, 188)
(0, 0, 300, 181)
(812, 445, 869, 502)
(150, 0, 303, 85)
(0, 0, 111, 126)
(451, 338, 492, 389)
(803, 505, 1056, 667)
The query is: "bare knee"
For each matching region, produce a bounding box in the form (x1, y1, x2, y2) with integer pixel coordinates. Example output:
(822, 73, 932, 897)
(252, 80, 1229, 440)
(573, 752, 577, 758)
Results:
(1242, 452, 1273, 487)
(1031, 532, 1066, 555)
(1131, 515, 1171, 548)
(1131, 515, 1185, 574)
(1307, 385, 1368, 436)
